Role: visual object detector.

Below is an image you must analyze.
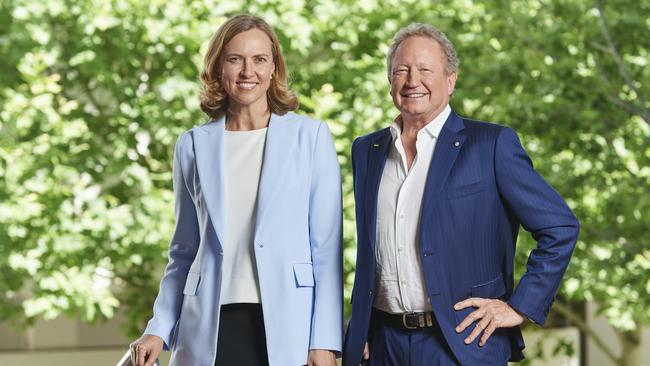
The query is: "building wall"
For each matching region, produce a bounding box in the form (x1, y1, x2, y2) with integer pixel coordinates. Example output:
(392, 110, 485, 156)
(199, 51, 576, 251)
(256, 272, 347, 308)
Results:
(586, 302, 649, 366)
(0, 314, 170, 366)
(0, 314, 582, 366)
(6, 305, 649, 366)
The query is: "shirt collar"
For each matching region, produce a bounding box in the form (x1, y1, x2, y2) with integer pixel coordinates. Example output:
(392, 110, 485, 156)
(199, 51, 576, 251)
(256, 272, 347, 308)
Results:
(389, 104, 451, 141)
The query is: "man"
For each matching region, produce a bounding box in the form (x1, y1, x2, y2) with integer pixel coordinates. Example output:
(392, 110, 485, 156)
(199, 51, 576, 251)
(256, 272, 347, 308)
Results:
(343, 23, 579, 366)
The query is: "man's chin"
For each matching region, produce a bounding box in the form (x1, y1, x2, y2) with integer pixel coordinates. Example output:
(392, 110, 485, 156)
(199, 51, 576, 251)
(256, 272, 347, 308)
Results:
(399, 108, 430, 118)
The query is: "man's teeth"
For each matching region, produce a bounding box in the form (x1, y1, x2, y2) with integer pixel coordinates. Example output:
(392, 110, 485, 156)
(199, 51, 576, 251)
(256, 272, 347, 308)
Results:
(404, 93, 426, 98)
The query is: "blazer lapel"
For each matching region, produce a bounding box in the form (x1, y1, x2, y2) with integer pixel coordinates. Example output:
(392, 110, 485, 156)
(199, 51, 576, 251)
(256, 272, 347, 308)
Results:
(193, 117, 226, 250)
(254, 113, 299, 239)
(420, 111, 466, 229)
(364, 128, 392, 253)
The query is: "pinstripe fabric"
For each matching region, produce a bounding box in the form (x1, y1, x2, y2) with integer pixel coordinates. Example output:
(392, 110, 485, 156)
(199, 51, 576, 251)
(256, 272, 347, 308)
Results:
(343, 110, 579, 366)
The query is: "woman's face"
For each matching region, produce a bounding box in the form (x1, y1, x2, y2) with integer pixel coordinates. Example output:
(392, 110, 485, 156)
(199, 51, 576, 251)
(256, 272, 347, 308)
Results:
(220, 28, 275, 111)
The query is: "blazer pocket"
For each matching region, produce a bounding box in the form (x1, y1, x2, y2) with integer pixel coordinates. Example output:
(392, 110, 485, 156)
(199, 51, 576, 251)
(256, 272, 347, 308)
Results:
(471, 273, 506, 299)
(293, 263, 315, 287)
(446, 180, 485, 199)
(183, 271, 201, 296)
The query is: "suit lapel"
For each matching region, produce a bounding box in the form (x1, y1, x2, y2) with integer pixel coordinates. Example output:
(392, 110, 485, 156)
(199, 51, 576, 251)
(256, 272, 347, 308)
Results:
(254, 113, 298, 239)
(420, 111, 466, 229)
(193, 117, 226, 250)
(364, 128, 392, 253)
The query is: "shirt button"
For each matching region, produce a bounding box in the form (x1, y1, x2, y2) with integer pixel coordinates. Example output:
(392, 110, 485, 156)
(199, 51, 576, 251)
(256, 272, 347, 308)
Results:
(219, 250, 224, 256)
(399, 213, 405, 219)
(398, 247, 403, 252)
(258, 243, 264, 248)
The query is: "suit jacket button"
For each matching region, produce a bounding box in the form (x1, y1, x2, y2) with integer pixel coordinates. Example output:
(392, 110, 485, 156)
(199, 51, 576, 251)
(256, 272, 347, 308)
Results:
(369, 290, 373, 297)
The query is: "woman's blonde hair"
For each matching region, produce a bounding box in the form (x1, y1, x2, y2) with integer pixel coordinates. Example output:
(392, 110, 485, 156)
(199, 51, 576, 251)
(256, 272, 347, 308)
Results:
(199, 14, 298, 119)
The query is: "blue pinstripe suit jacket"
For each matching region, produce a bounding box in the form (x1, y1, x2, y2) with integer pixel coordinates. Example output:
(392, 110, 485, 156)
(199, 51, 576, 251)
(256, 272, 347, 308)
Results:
(343, 110, 579, 365)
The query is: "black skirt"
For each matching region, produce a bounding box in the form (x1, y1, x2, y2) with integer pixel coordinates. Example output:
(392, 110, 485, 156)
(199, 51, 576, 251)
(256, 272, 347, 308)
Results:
(215, 303, 269, 366)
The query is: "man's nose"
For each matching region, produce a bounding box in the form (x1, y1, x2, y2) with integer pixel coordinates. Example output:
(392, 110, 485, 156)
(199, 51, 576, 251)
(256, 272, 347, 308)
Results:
(406, 69, 420, 87)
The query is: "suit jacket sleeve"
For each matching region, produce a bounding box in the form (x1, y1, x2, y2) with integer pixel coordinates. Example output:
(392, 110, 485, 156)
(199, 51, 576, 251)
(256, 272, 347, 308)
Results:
(144, 132, 200, 349)
(495, 127, 579, 325)
(308, 122, 344, 353)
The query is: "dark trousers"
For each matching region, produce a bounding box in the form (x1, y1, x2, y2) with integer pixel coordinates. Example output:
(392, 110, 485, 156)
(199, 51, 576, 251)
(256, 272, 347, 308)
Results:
(366, 310, 460, 366)
(215, 303, 269, 366)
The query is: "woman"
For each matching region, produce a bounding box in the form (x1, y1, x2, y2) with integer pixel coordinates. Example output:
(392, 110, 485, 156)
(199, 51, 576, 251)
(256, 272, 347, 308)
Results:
(129, 14, 342, 366)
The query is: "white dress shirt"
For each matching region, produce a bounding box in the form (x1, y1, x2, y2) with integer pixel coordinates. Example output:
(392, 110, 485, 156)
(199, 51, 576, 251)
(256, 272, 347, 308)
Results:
(220, 128, 267, 304)
(374, 105, 451, 314)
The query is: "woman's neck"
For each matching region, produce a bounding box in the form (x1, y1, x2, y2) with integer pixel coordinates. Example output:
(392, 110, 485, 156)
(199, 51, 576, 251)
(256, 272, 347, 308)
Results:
(226, 101, 271, 131)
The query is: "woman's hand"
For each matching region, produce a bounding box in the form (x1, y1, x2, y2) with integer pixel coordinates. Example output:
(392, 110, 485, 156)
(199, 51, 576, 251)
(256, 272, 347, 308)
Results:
(362, 342, 370, 361)
(307, 349, 336, 366)
(130, 334, 164, 366)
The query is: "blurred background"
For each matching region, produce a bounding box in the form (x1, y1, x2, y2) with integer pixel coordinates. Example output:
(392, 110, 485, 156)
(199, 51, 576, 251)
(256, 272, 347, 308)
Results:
(0, 0, 648, 365)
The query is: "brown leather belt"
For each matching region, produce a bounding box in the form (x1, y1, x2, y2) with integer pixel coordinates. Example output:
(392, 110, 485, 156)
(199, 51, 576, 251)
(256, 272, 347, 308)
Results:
(376, 308, 439, 331)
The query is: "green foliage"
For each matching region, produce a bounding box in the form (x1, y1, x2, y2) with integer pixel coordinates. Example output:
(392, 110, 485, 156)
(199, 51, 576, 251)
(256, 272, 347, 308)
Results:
(1, 0, 648, 350)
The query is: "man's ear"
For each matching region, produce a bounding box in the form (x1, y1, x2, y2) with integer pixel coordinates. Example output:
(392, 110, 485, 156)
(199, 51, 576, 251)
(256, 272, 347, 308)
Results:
(447, 72, 457, 95)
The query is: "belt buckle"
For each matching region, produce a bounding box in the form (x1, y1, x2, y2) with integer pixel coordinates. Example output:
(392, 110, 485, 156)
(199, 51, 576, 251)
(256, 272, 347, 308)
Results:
(402, 313, 418, 330)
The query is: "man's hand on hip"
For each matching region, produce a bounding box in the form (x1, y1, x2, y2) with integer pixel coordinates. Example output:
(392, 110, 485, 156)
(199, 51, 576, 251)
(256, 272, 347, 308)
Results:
(454, 298, 524, 346)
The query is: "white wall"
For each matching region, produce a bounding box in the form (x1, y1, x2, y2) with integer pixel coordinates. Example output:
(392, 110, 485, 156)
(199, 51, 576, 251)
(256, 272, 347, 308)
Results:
(0, 314, 171, 366)
(10, 306, 649, 366)
(586, 302, 650, 366)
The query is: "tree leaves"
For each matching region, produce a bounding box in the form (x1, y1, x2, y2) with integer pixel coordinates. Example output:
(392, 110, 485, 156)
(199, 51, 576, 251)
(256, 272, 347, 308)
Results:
(0, 0, 648, 343)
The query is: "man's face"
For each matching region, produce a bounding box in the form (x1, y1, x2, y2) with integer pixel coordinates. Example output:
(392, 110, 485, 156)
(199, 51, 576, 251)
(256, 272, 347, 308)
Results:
(389, 36, 456, 121)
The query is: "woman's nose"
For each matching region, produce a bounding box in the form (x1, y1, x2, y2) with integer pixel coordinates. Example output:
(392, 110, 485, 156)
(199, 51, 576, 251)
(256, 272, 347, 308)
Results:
(239, 60, 254, 78)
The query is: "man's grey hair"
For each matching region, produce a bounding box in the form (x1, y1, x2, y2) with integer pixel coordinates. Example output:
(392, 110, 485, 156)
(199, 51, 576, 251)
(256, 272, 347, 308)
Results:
(386, 23, 459, 77)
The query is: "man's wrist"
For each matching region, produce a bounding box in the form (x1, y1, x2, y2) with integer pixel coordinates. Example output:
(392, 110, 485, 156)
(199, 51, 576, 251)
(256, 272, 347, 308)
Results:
(507, 301, 535, 324)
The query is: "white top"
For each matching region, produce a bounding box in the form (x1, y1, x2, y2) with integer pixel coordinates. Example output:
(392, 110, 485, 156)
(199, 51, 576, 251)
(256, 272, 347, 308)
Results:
(374, 105, 451, 314)
(220, 127, 267, 304)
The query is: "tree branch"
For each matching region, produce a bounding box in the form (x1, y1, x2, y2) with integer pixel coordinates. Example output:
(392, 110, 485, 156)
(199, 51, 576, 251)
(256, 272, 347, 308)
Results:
(589, 44, 650, 128)
(593, 0, 650, 125)
(552, 301, 620, 364)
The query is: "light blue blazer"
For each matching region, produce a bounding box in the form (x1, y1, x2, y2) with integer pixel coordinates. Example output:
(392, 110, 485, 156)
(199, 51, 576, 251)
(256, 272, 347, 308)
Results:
(144, 112, 343, 366)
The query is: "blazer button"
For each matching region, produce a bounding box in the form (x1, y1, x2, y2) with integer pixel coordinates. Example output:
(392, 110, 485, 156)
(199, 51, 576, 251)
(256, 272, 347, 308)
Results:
(219, 250, 223, 256)
(369, 290, 373, 297)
